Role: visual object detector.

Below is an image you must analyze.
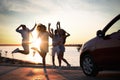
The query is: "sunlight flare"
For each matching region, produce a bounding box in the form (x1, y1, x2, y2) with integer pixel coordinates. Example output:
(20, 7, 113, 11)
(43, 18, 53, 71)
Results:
(29, 30, 43, 63)
(30, 30, 41, 49)
(32, 53, 42, 64)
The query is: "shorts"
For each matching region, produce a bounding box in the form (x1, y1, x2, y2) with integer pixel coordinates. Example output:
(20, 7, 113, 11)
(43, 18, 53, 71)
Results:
(22, 43, 29, 52)
(59, 45, 65, 53)
(52, 46, 60, 56)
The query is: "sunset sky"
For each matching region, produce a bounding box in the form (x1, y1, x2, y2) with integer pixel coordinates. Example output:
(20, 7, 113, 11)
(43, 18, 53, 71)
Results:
(0, 0, 120, 44)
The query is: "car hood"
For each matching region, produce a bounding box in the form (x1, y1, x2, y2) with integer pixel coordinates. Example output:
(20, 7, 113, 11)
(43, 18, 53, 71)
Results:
(82, 37, 98, 51)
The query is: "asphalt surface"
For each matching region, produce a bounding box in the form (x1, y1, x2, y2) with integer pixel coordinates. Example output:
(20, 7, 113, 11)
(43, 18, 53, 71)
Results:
(0, 65, 120, 80)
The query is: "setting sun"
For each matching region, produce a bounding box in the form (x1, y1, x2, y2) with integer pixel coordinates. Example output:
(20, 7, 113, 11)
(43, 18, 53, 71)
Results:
(29, 30, 42, 63)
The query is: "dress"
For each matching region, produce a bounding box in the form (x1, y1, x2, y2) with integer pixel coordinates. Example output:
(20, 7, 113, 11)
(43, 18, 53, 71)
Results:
(39, 31, 49, 53)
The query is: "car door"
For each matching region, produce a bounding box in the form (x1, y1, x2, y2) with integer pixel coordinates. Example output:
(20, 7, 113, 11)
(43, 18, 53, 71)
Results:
(95, 19, 120, 67)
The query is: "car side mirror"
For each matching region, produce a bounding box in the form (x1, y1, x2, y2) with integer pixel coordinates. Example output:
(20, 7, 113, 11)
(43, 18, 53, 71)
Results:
(96, 30, 104, 37)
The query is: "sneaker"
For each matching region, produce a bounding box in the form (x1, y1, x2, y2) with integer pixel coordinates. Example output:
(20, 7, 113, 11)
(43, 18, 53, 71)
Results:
(52, 65, 56, 69)
(12, 48, 19, 53)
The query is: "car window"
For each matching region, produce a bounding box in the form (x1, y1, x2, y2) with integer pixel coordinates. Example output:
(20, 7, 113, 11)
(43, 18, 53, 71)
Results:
(105, 20, 120, 36)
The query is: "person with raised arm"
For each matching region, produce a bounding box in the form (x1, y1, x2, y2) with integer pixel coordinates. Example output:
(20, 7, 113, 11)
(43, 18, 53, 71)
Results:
(31, 24, 49, 68)
(48, 23, 60, 68)
(12, 24, 36, 54)
(56, 21, 71, 69)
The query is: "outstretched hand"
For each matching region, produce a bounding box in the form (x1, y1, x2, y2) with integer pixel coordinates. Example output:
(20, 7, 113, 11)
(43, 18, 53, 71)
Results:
(56, 21, 60, 29)
(34, 23, 37, 27)
(48, 23, 51, 27)
(51, 28, 53, 32)
(57, 21, 60, 25)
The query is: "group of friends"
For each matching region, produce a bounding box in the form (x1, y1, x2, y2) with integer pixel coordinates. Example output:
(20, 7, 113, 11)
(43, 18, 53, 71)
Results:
(12, 21, 71, 69)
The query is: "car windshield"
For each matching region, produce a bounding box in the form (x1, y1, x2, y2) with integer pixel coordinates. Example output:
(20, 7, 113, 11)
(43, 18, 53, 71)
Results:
(105, 19, 120, 36)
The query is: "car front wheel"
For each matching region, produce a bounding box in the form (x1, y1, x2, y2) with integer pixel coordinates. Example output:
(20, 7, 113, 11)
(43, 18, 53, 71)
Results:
(81, 54, 98, 76)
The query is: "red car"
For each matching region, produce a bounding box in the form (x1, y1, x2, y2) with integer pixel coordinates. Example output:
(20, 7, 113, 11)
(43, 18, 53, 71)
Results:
(80, 14, 120, 76)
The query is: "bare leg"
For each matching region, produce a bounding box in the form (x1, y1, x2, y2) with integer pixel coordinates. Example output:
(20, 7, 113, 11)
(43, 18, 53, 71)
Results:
(18, 43, 29, 54)
(12, 48, 29, 55)
(17, 50, 29, 55)
(58, 53, 62, 67)
(43, 56, 46, 68)
(52, 55, 55, 66)
(31, 47, 42, 56)
(58, 52, 71, 67)
(31, 47, 47, 67)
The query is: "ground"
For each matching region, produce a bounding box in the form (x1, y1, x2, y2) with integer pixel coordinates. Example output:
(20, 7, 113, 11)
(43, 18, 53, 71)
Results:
(0, 64, 120, 80)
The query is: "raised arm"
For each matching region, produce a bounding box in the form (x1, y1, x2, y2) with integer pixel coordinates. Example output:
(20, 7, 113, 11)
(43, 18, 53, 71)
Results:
(65, 31, 70, 37)
(48, 23, 51, 33)
(62, 30, 70, 38)
(56, 21, 61, 30)
(30, 23, 37, 32)
(48, 23, 54, 38)
(16, 25, 22, 32)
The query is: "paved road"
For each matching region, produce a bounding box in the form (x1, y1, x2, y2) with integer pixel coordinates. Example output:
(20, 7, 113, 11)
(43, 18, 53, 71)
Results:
(0, 66, 120, 80)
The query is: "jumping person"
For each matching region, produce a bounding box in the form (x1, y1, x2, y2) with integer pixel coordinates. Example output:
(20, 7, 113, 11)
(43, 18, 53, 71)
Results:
(31, 24, 49, 68)
(12, 24, 36, 54)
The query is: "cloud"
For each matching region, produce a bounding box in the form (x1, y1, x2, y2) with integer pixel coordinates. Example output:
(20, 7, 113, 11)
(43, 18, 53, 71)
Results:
(0, 0, 120, 44)
(0, 0, 40, 14)
(81, 0, 120, 14)
(0, 0, 119, 27)
(0, 0, 120, 15)
(0, 0, 63, 15)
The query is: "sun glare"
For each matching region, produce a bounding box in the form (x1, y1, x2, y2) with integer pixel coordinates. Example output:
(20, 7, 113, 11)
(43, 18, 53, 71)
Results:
(29, 30, 42, 63)
(33, 39, 41, 49)
(30, 30, 41, 49)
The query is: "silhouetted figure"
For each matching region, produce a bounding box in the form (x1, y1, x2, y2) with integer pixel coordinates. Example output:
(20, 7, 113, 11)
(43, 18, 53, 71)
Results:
(12, 24, 36, 54)
(32, 24, 49, 68)
(48, 23, 60, 68)
(57, 21, 71, 69)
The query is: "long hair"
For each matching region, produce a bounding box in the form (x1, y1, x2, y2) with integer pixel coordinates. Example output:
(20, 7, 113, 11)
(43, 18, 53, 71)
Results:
(37, 24, 46, 32)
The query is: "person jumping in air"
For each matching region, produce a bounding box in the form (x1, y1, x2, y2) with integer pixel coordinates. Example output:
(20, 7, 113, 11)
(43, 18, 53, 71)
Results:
(31, 24, 49, 68)
(12, 24, 36, 54)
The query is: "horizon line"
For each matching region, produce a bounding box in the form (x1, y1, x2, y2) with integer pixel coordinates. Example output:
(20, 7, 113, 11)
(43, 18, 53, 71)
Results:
(0, 43, 82, 47)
